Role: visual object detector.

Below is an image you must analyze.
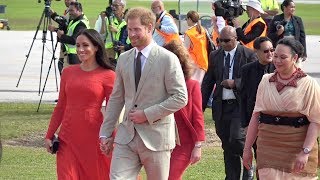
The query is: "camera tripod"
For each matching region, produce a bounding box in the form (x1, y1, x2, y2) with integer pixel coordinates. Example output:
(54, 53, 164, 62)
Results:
(16, 1, 59, 111)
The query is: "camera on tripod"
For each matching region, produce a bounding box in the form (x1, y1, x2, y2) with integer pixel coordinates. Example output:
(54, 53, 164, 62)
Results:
(213, 0, 244, 26)
(38, 0, 60, 17)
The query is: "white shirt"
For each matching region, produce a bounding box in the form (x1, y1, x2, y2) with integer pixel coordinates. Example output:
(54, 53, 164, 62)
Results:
(135, 41, 156, 71)
(222, 45, 237, 100)
(152, 11, 179, 46)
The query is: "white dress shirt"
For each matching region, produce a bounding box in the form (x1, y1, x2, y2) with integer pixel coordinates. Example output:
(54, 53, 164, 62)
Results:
(222, 45, 237, 100)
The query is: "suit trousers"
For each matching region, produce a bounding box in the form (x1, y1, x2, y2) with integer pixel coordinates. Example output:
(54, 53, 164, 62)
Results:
(215, 100, 250, 180)
(110, 131, 171, 180)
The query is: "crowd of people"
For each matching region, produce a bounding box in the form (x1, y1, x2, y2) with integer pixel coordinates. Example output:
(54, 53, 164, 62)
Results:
(43, 0, 319, 179)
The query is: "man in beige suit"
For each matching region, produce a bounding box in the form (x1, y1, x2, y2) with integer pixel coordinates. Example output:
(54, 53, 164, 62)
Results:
(99, 7, 188, 180)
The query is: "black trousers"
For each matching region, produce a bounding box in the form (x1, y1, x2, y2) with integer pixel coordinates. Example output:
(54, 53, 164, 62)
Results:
(215, 100, 251, 180)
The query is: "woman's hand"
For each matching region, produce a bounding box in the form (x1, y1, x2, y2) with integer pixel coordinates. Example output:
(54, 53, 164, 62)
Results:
(190, 146, 202, 165)
(44, 138, 53, 154)
(243, 147, 253, 170)
(276, 25, 285, 36)
(293, 151, 309, 173)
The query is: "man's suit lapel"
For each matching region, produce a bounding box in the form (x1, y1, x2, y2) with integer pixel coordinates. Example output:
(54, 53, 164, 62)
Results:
(126, 50, 136, 93)
(135, 46, 157, 97)
(233, 46, 241, 79)
(217, 50, 224, 81)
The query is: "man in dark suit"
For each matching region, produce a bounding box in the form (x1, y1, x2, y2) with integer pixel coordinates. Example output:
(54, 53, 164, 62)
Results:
(240, 37, 275, 179)
(240, 37, 275, 128)
(202, 26, 257, 180)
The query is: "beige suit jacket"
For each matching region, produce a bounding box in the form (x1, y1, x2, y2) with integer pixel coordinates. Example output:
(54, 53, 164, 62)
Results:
(99, 44, 188, 151)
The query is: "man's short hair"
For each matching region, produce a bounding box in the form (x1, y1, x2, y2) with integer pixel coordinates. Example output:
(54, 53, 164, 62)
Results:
(70, 1, 82, 12)
(113, 0, 126, 6)
(253, 36, 272, 50)
(125, 7, 155, 28)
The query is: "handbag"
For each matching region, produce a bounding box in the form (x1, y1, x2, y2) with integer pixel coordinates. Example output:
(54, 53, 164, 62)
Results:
(51, 134, 59, 154)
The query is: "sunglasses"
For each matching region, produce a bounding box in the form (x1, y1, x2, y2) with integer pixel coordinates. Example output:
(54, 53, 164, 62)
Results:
(218, 38, 232, 43)
(262, 48, 275, 53)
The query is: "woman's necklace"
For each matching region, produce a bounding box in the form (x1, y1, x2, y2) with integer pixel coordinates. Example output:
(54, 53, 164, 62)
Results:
(277, 68, 297, 80)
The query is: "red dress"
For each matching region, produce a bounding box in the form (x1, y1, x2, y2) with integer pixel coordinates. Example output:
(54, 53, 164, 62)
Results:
(169, 79, 206, 180)
(45, 65, 115, 180)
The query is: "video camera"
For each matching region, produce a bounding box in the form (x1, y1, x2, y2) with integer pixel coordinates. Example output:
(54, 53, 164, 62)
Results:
(213, 0, 244, 26)
(113, 41, 123, 52)
(38, 0, 61, 17)
(53, 16, 68, 31)
(104, 6, 114, 18)
(275, 20, 287, 30)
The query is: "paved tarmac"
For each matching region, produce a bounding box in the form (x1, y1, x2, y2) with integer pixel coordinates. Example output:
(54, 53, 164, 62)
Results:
(0, 31, 319, 103)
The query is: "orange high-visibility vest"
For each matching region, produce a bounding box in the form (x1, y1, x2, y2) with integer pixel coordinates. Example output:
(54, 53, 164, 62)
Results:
(155, 13, 180, 44)
(241, 17, 267, 50)
(185, 26, 208, 71)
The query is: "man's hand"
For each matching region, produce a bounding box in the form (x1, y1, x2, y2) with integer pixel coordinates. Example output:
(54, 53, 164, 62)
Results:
(129, 109, 147, 124)
(276, 25, 285, 36)
(100, 11, 107, 19)
(108, 25, 118, 33)
(221, 79, 235, 89)
(100, 137, 114, 156)
(57, 30, 64, 38)
(231, 18, 241, 28)
(48, 24, 57, 32)
(49, 8, 55, 16)
(155, 22, 161, 30)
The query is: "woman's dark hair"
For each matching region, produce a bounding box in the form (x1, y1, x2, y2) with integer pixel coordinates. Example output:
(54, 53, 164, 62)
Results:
(280, 0, 294, 12)
(77, 29, 115, 70)
(163, 40, 194, 79)
(277, 37, 304, 58)
(253, 36, 272, 50)
(187, 10, 202, 34)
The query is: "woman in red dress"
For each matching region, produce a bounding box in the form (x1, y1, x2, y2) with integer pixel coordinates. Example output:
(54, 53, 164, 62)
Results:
(44, 29, 116, 180)
(164, 40, 206, 180)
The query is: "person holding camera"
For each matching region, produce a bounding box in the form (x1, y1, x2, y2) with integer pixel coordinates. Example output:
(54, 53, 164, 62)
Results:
(49, 1, 89, 65)
(268, 0, 307, 61)
(232, 0, 267, 50)
(94, 0, 130, 60)
(49, 0, 76, 74)
(260, 0, 279, 28)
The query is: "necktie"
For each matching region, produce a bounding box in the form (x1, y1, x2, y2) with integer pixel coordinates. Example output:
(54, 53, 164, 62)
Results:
(135, 52, 142, 90)
(223, 53, 230, 80)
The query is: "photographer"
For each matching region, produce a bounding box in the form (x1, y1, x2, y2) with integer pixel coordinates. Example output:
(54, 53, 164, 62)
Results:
(268, 0, 307, 60)
(232, 0, 267, 50)
(49, 2, 89, 65)
(94, 0, 130, 60)
(49, 0, 76, 74)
